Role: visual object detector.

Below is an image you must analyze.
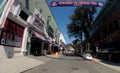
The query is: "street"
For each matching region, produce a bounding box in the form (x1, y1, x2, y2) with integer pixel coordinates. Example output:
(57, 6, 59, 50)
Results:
(21, 55, 120, 73)
(0, 0, 120, 73)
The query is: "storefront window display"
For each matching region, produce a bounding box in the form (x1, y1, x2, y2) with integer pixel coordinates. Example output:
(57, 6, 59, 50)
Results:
(0, 19, 24, 47)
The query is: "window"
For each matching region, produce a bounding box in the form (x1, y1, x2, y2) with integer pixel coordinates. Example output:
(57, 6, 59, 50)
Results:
(19, 10, 28, 21)
(0, 19, 24, 47)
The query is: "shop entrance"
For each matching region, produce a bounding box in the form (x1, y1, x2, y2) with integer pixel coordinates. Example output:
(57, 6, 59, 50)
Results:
(30, 37, 42, 56)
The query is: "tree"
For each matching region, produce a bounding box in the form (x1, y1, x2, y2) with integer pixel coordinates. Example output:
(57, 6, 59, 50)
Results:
(67, 6, 96, 54)
(72, 39, 79, 49)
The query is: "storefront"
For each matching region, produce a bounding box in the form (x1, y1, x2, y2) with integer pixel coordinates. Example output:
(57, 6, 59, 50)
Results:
(30, 31, 48, 56)
(90, 0, 120, 62)
(0, 18, 25, 58)
(0, 19, 24, 47)
(51, 42, 60, 54)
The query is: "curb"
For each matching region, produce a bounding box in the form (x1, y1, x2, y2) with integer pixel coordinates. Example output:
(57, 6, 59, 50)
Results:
(92, 58, 120, 72)
(92, 59, 99, 64)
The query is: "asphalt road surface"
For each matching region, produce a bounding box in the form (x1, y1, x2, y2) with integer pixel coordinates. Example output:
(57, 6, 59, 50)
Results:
(22, 55, 120, 73)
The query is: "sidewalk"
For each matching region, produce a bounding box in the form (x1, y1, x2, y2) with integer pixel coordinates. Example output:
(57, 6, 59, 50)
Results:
(93, 58, 120, 72)
(0, 56, 44, 73)
(0, 54, 61, 73)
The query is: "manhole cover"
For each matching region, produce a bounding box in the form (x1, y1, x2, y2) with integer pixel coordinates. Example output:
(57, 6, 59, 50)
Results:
(42, 69, 48, 71)
(72, 67, 79, 70)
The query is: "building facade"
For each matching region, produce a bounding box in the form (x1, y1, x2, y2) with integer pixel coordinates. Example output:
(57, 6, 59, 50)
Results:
(18, 0, 61, 55)
(0, 0, 61, 58)
(0, 0, 30, 58)
(91, 0, 120, 62)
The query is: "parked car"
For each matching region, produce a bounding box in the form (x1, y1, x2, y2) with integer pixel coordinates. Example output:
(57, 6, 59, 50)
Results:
(82, 53, 93, 60)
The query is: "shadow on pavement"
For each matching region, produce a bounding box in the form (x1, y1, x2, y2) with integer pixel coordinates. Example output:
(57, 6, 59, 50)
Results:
(100, 60, 120, 66)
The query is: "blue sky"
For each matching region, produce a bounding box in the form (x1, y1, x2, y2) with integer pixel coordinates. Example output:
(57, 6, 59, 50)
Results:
(48, 0, 106, 44)
(51, 7, 75, 44)
(50, 7, 102, 44)
(47, 0, 76, 44)
(0, 0, 3, 4)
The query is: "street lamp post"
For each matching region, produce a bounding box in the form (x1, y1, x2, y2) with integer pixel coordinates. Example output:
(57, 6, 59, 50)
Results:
(47, 16, 51, 25)
(47, 16, 52, 53)
(55, 29, 60, 45)
(58, 32, 60, 45)
(55, 28, 58, 43)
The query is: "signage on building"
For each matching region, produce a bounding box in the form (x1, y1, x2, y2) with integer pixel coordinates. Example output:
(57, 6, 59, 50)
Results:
(0, 0, 15, 28)
(0, 19, 24, 47)
(50, 0, 104, 7)
(33, 31, 46, 41)
(33, 8, 45, 31)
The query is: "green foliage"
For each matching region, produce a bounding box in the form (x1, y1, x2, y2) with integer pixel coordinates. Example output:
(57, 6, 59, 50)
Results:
(72, 39, 79, 49)
(67, 6, 96, 53)
(67, 6, 96, 42)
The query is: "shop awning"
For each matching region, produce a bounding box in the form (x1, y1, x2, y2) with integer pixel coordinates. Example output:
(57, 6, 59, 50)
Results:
(33, 31, 46, 41)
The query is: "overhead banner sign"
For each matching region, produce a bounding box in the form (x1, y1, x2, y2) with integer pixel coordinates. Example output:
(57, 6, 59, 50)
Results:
(0, 0, 15, 28)
(50, 0, 104, 7)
